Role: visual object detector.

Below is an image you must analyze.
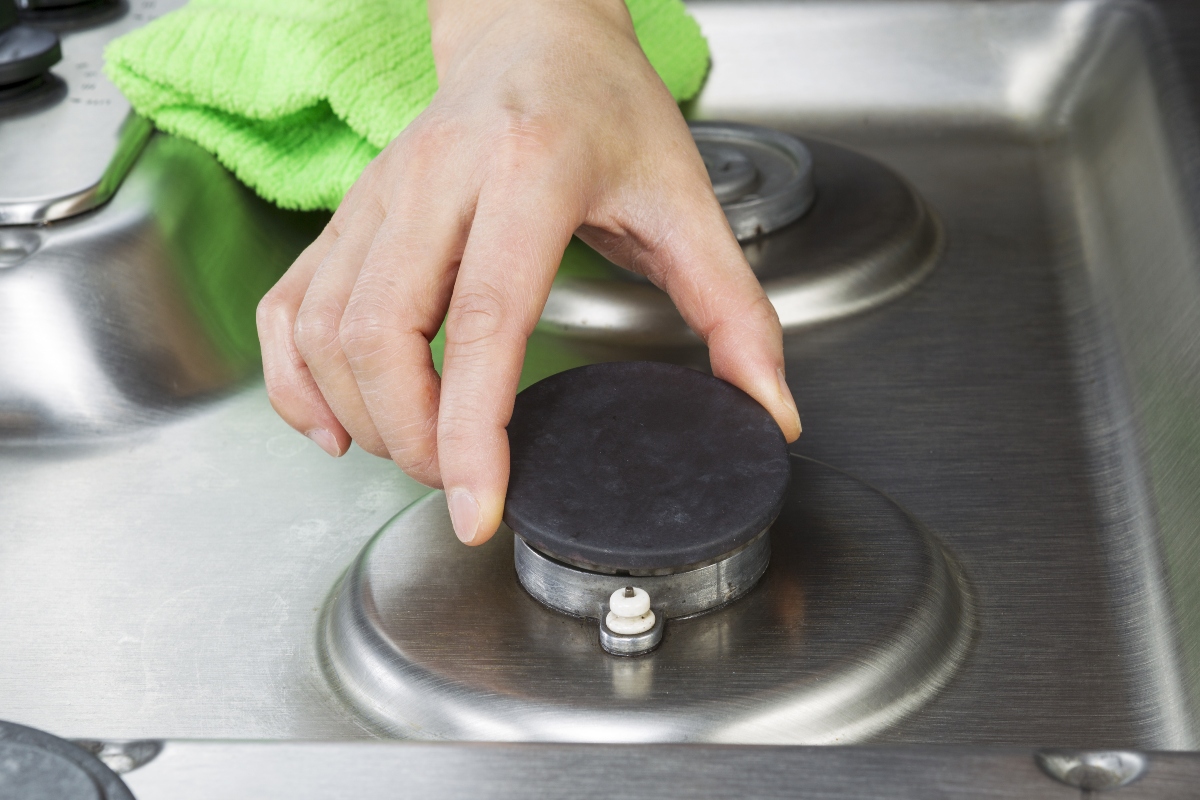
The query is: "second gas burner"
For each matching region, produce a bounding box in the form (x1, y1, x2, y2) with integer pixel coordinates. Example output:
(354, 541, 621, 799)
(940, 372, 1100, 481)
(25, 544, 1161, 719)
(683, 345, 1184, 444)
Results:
(541, 123, 943, 344)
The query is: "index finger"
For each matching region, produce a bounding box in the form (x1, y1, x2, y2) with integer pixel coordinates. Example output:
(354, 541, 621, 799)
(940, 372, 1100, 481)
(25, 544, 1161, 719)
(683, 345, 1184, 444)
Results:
(437, 184, 579, 546)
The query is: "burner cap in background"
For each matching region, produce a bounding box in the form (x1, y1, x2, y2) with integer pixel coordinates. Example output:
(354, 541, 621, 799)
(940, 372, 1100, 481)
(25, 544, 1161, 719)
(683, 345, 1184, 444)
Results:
(504, 361, 790, 574)
(692, 121, 816, 240)
(541, 133, 942, 344)
(0, 720, 135, 800)
(0, 0, 61, 92)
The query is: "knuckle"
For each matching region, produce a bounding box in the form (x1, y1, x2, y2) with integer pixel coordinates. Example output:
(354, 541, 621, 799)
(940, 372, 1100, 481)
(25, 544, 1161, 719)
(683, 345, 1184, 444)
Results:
(419, 111, 462, 144)
(436, 421, 475, 448)
(255, 288, 287, 334)
(745, 292, 782, 331)
(395, 112, 465, 172)
(334, 166, 389, 225)
(493, 111, 562, 170)
(292, 302, 344, 363)
(708, 292, 782, 344)
(326, 202, 354, 237)
(338, 301, 397, 361)
(445, 286, 509, 348)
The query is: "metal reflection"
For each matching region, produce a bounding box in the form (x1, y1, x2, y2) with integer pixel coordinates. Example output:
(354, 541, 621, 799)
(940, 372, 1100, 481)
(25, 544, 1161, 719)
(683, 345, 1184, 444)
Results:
(319, 457, 973, 743)
(0, 135, 322, 439)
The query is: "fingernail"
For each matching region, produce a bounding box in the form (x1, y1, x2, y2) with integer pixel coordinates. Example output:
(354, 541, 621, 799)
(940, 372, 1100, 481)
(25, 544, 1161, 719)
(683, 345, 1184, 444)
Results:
(777, 368, 802, 436)
(306, 428, 341, 458)
(448, 488, 480, 544)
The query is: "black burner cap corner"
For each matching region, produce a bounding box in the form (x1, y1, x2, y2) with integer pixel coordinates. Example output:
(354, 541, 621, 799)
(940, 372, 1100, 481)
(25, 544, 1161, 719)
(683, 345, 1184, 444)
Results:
(504, 361, 790, 572)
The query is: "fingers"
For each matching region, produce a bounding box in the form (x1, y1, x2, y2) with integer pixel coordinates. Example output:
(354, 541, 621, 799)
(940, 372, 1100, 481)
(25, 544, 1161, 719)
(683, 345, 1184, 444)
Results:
(668, 228, 802, 442)
(258, 160, 392, 458)
(437, 184, 578, 546)
(338, 186, 470, 488)
(704, 292, 803, 443)
(586, 173, 802, 443)
(257, 223, 352, 458)
(679, 248, 802, 443)
(293, 196, 393, 459)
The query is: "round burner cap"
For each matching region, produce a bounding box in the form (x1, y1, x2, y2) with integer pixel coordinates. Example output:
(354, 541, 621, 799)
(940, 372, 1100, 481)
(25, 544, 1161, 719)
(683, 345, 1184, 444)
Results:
(504, 362, 790, 573)
(0, 720, 134, 800)
(0, 8, 61, 90)
(692, 121, 815, 240)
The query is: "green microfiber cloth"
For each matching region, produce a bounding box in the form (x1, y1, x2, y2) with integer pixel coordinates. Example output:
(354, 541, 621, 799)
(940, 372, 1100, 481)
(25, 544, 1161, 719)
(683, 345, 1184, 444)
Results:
(104, 0, 710, 212)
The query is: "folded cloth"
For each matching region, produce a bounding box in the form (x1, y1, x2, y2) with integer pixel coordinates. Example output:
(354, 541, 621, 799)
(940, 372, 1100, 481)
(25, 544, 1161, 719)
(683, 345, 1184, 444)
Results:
(105, 0, 710, 211)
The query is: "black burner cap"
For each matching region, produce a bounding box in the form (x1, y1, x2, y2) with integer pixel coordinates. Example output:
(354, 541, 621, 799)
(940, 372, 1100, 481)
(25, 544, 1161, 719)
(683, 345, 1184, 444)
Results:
(504, 361, 790, 572)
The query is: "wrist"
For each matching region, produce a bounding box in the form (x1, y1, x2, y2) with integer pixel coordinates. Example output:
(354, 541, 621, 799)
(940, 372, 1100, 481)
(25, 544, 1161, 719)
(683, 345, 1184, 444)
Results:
(427, 0, 633, 74)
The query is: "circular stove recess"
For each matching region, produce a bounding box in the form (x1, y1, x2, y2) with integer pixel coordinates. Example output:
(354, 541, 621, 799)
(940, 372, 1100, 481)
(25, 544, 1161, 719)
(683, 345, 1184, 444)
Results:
(540, 134, 942, 345)
(319, 456, 973, 743)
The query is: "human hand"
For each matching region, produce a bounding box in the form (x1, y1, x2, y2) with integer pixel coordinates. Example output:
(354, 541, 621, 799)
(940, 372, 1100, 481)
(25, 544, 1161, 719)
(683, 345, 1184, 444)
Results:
(256, 0, 802, 546)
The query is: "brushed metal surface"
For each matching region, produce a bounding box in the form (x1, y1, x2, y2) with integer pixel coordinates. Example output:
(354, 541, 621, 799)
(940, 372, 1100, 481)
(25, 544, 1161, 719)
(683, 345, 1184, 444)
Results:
(0, 0, 1198, 757)
(319, 458, 972, 743)
(0, 0, 187, 224)
(118, 741, 1200, 800)
(513, 530, 771, 618)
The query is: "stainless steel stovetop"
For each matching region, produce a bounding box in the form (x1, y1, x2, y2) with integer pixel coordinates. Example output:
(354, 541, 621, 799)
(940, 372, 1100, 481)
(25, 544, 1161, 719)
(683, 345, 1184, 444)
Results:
(3, 0, 1200, 796)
